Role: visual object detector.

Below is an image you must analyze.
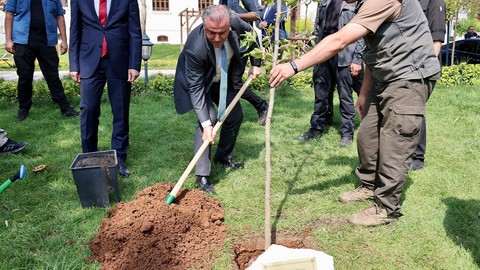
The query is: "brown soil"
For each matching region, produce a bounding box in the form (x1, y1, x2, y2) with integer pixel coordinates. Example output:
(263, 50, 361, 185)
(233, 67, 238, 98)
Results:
(87, 182, 319, 269)
(86, 182, 227, 270)
(233, 232, 320, 269)
(75, 155, 116, 168)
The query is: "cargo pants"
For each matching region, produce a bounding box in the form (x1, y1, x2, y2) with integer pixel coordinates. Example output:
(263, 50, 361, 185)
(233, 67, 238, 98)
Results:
(355, 79, 435, 216)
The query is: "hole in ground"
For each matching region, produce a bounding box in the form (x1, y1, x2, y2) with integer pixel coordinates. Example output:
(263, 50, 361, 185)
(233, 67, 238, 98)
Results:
(233, 231, 321, 270)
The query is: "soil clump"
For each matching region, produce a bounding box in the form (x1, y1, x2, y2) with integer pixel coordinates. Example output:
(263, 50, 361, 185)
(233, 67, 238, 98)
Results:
(87, 182, 227, 270)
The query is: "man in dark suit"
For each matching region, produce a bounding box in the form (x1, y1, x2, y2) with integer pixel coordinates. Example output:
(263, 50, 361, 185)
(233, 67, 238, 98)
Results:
(174, 5, 261, 195)
(464, 26, 478, 39)
(69, 0, 142, 177)
(258, 0, 288, 42)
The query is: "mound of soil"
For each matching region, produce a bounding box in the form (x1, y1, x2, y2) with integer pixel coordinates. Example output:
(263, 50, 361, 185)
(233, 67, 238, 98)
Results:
(87, 182, 227, 270)
(87, 182, 321, 269)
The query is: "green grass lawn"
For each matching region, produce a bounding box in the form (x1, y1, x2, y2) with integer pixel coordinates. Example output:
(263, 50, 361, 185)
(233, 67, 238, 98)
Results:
(1, 83, 479, 269)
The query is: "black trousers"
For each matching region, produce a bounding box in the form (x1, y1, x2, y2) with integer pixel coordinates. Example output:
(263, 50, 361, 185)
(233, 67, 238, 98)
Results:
(311, 57, 337, 133)
(312, 57, 362, 137)
(327, 66, 363, 124)
(194, 82, 243, 177)
(238, 57, 267, 112)
(13, 29, 70, 112)
(413, 80, 436, 162)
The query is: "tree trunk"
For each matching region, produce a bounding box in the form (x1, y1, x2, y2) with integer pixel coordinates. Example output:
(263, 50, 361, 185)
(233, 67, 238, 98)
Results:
(290, 5, 298, 35)
(451, 8, 459, 65)
(264, 0, 283, 250)
(140, 0, 147, 34)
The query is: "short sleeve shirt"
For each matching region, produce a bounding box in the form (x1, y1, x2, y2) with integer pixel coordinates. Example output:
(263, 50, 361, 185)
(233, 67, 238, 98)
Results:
(419, 0, 446, 42)
(350, 0, 402, 33)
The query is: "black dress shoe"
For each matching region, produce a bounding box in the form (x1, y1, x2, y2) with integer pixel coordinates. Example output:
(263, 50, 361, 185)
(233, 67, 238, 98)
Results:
(298, 129, 323, 142)
(196, 176, 216, 195)
(257, 101, 269, 126)
(61, 107, 80, 117)
(16, 109, 28, 121)
(409, 159, 424, 171)
(214, 157, 244, 169)
(118, 163, 130, 177)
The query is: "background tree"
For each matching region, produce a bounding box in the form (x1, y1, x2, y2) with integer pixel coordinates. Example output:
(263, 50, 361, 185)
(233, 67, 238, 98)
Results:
(140, 0, 147, 34)
(466, 0, 480, 19)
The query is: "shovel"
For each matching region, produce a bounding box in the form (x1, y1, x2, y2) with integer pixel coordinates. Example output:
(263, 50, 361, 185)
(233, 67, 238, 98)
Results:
(0, 165, 27, 194)
(165, 75, 254, 205)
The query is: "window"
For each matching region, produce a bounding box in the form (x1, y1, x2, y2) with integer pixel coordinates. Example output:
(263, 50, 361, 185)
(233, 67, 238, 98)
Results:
(157, 35, 169, 42)
(152, 0, 169, 11)
(198, 0, 213, 11)
(456, 40, 476, 53)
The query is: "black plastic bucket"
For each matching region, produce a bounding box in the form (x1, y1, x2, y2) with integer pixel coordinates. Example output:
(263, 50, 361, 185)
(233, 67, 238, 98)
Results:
(70, 150, 120, 208)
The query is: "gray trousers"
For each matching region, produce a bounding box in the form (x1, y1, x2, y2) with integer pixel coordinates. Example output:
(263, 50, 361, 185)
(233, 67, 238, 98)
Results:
(355, 79, 434, 216)
(194, 82, 243, 177)
(0, 129, 7, 147)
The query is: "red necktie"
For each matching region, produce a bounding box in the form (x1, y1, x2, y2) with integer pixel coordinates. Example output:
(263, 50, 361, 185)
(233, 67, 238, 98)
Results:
(99, 0, 107, 57)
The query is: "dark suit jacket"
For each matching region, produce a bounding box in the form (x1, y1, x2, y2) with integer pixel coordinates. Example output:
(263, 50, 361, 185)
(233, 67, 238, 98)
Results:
(314, 0, 364, 67)
(69, 0, 142, 79)
(261, 1, 288, 41)
(173, 15, 260, 124)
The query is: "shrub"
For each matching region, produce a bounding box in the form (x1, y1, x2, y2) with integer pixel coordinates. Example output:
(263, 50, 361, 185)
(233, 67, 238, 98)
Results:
(132, 74, 175, 96)
(0, 76, 80, 104)
(1, 65, 478, 104)
(247, 69, 313, 93)
(438, 63, 480, 86)
(0, 79, 17, 102)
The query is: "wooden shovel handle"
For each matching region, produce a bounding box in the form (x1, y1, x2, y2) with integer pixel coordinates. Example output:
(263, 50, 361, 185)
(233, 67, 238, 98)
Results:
(166, 75, 254, 204)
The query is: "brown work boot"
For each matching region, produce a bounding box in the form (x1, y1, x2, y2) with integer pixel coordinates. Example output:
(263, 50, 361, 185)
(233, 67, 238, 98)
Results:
(338, 185, 374, 204)
(347, 204, 399, 227)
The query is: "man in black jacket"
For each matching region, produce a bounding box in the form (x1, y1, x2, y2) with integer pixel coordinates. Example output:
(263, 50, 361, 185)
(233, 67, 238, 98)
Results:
(299, 0, 364, 148)
(464, 26, 478, 39)
(174, 5, 261, 194)
(410, 0, 446, 171)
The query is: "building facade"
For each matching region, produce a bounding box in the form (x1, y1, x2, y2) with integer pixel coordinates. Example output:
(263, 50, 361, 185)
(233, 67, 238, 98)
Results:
(0, 0, 317, 45)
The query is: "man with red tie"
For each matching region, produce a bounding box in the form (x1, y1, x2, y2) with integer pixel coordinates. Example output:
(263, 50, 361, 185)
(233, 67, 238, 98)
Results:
(69, 0, 142, 177)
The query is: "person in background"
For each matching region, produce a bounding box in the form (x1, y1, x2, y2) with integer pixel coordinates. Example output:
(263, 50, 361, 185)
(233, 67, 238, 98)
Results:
(69, 0, 142, 177)
(464, 26, 478, 39)
(270, 0, 441, 226)
(298, 0, 364, 148)
(258, 0, 289, 42)
(220, 0, 270, 125)
(410, 0, 446, 171)
(3, 0, 79, 122)
(0, 129, 28, 154)
(174, 5, 261, 195)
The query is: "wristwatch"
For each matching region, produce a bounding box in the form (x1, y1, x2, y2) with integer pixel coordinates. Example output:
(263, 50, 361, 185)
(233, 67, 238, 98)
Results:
(289, 60, 299, 74)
